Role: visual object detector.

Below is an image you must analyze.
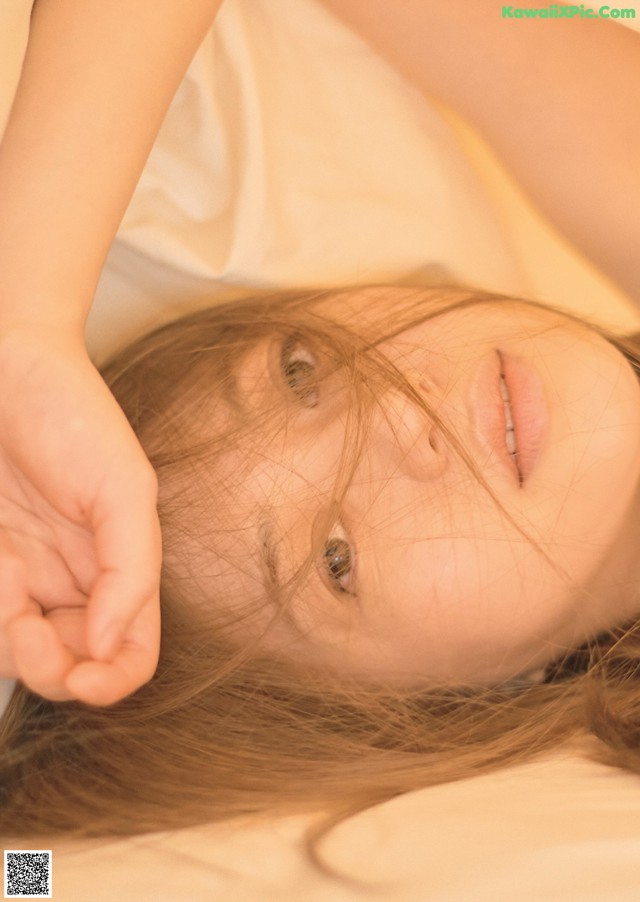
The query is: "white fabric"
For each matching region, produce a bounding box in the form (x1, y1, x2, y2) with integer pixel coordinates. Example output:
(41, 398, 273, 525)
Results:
(87, 0, 640, 359)
(34, 756, 640, 901)
(87, 0, 525, 359)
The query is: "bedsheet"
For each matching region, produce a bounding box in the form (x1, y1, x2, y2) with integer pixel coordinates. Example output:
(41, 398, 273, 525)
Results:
(87, 0, 527, 359)
(8, 755, 640, 902)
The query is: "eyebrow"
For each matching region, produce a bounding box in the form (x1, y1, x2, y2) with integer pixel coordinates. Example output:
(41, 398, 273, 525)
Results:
(258, 516, 306, 637)
(259, 518, 282, 595)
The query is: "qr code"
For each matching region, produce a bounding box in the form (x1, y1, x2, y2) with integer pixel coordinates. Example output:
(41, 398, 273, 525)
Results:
(4, 851, 52, 899)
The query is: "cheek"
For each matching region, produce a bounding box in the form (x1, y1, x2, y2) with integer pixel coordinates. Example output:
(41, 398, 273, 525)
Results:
(411, 535, 555, 634)
(367, 532, 579, 682)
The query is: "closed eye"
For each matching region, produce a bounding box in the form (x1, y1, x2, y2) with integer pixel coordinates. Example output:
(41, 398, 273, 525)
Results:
(280, 335, 319, 407)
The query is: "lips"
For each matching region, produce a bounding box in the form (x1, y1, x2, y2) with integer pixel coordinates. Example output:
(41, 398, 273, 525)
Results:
(498, 369, 517, 457)
(499, 352, 549, 483)
(470, 351, 548, 485)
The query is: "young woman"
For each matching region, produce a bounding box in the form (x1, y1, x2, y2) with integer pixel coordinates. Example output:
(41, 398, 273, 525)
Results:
(2, 283, 640, 855)
(1, 0, 639, 712)
(2, 0, 640, 870)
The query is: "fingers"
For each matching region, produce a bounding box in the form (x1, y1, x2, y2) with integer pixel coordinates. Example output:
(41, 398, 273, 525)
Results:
(7, 593, 161, 705)
(0, 344, 165, 706)
(76, 457, 163, 704)
(0, 529, 32, 678)
(87, 462, 162, 664)
(65, 594, 161, 705)
(6, 614, 78, 702)
(1, 456, 162, 705)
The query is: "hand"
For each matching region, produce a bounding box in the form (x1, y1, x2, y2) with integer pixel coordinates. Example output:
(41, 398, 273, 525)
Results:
(0, 327, 161, 706)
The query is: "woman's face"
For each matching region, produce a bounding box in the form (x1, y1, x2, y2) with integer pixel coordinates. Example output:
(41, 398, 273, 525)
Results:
(203, 290, 640, 686)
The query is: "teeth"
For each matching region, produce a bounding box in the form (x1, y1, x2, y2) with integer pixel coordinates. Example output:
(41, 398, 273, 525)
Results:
(499, 374, 517, 456)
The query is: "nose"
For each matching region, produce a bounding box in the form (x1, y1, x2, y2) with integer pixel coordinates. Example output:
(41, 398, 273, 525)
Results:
(368, 380, 447, 483)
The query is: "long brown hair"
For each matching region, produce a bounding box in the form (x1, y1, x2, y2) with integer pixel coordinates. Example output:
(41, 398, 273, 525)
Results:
(2, 285, 640, 874)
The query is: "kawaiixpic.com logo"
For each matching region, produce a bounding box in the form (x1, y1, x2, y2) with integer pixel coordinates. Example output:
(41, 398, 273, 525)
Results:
(502, 4, 636, 16)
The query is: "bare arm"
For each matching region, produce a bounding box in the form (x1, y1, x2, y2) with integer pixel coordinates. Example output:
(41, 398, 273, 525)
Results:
(0, 0, 224, 333)
(319, 0, 640, 301)
(0, 0, 224, 705)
